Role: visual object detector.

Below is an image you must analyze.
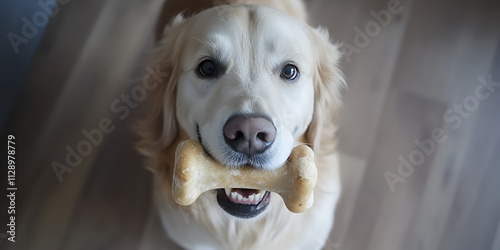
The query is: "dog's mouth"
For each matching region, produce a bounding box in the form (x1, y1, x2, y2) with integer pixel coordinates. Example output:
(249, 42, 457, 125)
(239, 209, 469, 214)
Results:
(196, 124, 272, 218)
(216, 188, 271, 218)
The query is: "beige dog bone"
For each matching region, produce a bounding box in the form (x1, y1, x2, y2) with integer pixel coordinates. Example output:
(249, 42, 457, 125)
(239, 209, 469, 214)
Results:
(172, 139, 317, 213)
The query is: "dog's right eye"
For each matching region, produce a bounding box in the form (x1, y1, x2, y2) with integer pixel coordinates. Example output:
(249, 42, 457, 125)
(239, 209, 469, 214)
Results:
(281, 64, 299, 81)
(198, 60, 217, 77)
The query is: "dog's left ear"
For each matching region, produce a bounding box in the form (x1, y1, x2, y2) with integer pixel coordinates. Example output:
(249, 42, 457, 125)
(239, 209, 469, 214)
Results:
(137, 15, 189, 157)
(305, 27, 346, 155)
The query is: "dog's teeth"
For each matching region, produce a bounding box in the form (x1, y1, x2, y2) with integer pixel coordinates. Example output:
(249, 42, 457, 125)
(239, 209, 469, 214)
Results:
(228, 190, 264, 203)
(254, 193, 261, 201)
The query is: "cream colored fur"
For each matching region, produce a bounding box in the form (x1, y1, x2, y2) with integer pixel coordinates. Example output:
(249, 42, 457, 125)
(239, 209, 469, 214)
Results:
(138, 1, 344, 249)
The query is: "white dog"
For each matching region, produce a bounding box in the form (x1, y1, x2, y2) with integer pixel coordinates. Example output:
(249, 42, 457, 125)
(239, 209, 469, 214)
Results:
(138, 1, 344, 249)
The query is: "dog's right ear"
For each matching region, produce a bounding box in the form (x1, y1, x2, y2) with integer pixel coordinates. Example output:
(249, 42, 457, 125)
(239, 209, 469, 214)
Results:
(137, 15, 189, 156)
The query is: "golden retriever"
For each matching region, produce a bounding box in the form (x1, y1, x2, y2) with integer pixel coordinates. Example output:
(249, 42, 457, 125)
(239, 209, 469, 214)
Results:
(138, 0, 344, 249)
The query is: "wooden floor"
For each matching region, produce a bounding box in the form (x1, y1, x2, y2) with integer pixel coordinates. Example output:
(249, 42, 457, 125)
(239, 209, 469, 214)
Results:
(2, 0, 500, 249)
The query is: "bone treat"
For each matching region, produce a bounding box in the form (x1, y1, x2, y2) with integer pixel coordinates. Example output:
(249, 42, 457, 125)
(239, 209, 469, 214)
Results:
(172, 139, 317, 213)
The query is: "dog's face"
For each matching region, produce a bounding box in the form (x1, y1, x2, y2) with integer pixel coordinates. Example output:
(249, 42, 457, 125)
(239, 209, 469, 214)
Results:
(149, 5, 343, 221)
(176, 6, 316, 170)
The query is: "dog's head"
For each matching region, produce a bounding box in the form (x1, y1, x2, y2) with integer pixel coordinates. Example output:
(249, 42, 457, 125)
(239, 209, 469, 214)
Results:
(140, 5, 343, 221)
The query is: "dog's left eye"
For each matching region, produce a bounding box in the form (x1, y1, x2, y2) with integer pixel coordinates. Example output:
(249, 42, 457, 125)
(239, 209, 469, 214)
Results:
(281, 64, 299, 81)
(198, 60, 217, 77)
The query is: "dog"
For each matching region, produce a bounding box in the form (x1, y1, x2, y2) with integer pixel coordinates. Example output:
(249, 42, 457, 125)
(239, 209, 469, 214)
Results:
(138, 1, 345, 249)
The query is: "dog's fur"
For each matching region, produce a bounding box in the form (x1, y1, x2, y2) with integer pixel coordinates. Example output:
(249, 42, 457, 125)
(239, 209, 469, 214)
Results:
(138, 1, 344, 249)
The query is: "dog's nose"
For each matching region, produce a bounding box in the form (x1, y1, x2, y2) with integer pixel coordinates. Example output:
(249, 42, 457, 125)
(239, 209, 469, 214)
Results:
(223, 115, 276, 156)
